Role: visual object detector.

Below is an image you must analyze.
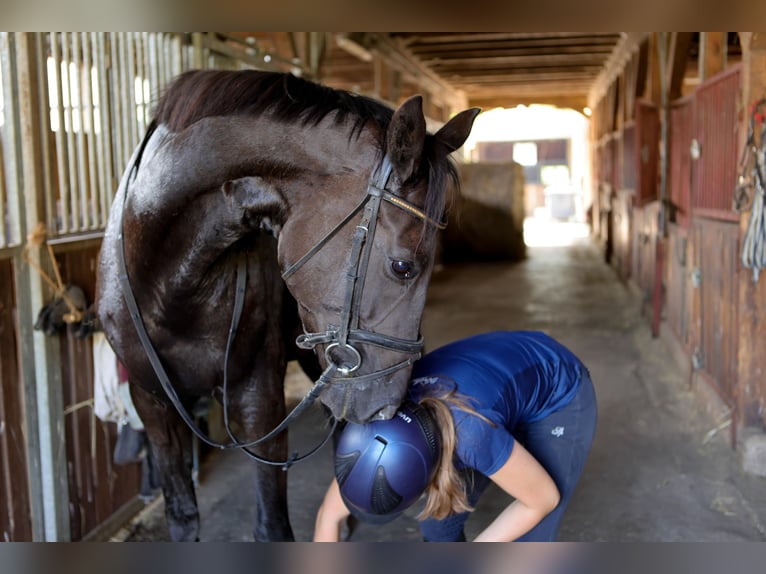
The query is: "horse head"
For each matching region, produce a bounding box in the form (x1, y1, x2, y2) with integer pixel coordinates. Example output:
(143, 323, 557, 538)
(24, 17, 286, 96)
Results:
(241, 95, 479, 423)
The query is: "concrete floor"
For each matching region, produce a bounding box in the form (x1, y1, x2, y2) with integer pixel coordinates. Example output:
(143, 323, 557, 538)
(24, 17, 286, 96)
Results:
(113, 219, 766, 542)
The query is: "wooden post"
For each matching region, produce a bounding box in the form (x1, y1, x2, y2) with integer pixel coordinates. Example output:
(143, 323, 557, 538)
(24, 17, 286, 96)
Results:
(652, 32, 671, 338)
(646, 33, 663, 105)
(668, 33, 693, 100)
(12, 32, 70, 541)
(699, 32, 726, 82)
(1, 31, 46, 542)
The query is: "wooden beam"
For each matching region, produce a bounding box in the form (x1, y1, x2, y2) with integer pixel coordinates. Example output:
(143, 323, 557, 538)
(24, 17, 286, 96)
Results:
(468, 93, 588, 111)
(423, 52, 615, 68)
(269, 32, 297, 62)
(668, 32, 693, 100)
(699, 32, 726, 82)
(396, 32, 620, 46)
(635, 39, 649, 106)
(624, 50, 639, 121)
(362, 34, 467, 112)
(644, 33, 663, 105)
(588, 32, 649, 108)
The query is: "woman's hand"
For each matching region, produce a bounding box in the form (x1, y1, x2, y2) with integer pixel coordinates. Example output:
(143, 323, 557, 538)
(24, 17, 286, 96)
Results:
(473, 441, 560, 542)
(313, 478, 352, 542)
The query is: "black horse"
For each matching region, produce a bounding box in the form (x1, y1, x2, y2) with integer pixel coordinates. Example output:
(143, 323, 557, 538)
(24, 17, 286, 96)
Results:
(96, 70, 478, 541)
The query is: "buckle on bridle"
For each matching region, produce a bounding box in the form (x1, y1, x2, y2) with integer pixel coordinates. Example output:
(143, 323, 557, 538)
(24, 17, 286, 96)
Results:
(324, 342, 362, 375)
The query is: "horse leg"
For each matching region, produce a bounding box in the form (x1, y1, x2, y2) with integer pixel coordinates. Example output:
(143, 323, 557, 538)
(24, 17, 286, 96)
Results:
(228, 363, 295, 542)
(130, 383, 200, 541)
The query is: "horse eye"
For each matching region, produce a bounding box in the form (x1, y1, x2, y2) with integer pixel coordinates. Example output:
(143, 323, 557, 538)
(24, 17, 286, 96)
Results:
(391, 259, 414, 279)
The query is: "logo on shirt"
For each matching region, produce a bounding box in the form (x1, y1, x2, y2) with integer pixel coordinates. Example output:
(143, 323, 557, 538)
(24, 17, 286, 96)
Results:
(551, 426, 565, 437)
(411, 376, 441, 387)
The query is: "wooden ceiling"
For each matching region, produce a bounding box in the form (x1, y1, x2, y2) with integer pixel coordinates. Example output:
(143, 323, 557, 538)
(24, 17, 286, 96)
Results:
(388, 32, 625, 110)
(220, 32, 636, 115)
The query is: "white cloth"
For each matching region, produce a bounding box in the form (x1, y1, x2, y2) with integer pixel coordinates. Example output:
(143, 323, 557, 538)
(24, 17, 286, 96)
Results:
(92, 332, 144, 430)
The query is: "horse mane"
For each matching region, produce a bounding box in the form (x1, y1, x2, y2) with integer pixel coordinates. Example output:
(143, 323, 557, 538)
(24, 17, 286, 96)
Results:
(153, 69, 457, 240)
(153, 70, 393, 140)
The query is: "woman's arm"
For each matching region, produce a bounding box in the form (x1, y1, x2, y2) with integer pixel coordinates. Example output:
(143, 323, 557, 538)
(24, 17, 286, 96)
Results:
(313, 478, 352, 542)
(473, 441, 560, 542)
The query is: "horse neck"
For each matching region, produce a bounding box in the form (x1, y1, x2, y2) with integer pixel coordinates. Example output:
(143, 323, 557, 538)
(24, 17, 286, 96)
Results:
(123, 115, 379, 294)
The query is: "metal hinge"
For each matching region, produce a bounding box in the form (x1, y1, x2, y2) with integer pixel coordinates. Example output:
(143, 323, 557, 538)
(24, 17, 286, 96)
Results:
(691, 267, 702, 288)
(690, 138, 701, 161)
(692, 347, 704, 370)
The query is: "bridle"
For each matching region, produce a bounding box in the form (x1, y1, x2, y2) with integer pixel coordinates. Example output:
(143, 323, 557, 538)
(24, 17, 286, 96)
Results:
(117, 122, 444, 468)
(283, 155, 445, 385)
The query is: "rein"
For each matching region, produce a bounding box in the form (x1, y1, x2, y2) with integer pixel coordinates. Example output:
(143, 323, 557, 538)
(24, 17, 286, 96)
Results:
(117, 124, 441, 468)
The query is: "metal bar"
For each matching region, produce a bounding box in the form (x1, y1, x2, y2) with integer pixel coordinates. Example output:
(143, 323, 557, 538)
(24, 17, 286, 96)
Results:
(147, 32, 159, 108)
(0, 133, 5, 249)
(82, 33, 98, 230)
(32, 34, 55, 239)
(126, 32, 138, 152)
(110, 34, 124, 186)
(172, 34, 182, 77)
(62, 34, 79, 233)
(51, 34, 69, 234)
(95, 32, 112, 224)
(0, 33, 10, 248)
(134, 32, 146, 135)
(140, 33, 152, 120)
(73, 33, 89, 232)
(156, 33, 166, 90)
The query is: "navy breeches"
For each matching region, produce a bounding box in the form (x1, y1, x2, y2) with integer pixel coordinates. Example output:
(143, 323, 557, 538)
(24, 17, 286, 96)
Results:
(419, 371, 597, 542)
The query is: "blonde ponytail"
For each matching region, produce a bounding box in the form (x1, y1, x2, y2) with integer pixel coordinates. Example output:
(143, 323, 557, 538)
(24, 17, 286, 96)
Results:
(416, 391, 494, 520)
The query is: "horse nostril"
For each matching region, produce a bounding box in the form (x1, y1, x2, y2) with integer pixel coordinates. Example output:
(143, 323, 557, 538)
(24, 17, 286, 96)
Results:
(374, 405, 398, 420)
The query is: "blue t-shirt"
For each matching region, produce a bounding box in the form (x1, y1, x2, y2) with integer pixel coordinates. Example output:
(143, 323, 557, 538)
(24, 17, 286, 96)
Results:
(408, 331, 586, 476)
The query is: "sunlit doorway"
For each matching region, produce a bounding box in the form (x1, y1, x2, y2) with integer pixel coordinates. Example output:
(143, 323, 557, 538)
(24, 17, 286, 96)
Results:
(461, 104, 592, 249)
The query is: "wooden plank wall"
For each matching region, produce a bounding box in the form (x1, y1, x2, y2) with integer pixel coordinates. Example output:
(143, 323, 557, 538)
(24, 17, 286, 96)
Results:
(687, 66, 742, 424)
(666, 225, 693, 351)
(54, 244, 143, 540)
(612, 190, 633, 280)
(0, 257, 33, 541)
(622, 124, 637, 191)
(693, 220, 740, 412)
(692, 65, 741, 221)
(635, 101, 660, 206)
(631, 202, 660, 302)
(669, 97, 693, 228)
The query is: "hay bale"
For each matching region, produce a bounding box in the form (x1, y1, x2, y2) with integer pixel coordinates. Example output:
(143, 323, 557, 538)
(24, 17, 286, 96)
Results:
(440, 162, 526, 262)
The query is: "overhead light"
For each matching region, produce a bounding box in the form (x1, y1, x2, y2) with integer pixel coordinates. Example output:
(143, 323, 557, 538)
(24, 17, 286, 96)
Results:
(336, 34, 373, 62)
(583, 107, 592, 117)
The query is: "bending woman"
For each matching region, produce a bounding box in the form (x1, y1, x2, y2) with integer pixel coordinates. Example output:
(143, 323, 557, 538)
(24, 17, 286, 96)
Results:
(314, 330, 598, 542)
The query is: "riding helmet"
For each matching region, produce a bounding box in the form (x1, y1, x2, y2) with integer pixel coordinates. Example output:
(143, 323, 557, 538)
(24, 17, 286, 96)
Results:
(334, 401, 441, 524)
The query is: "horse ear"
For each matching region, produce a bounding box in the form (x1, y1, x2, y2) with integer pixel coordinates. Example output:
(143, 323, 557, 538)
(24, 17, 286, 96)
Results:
(386, 95, 427, 183)
(433, 108, 481, 154)
(222, 177, 286, 236)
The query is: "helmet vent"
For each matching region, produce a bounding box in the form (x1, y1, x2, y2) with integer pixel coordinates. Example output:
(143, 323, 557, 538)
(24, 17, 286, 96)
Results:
(335, 450, 360, 487)
(370, 465, 403, 514)
(411, 403, 441, 462)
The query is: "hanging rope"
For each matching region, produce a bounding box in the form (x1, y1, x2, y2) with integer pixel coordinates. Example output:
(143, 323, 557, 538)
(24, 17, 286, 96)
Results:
(735, 98, 766, 283)
(22, 222, 84, 323)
